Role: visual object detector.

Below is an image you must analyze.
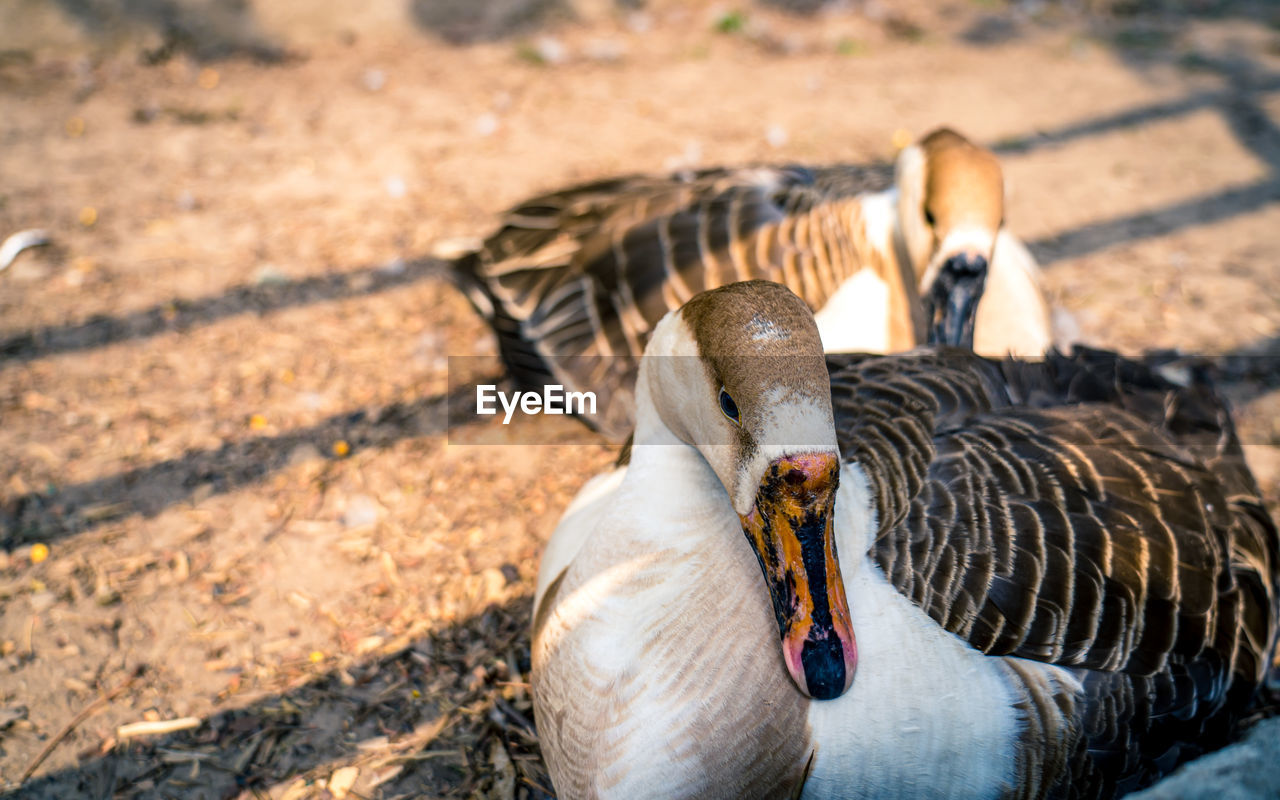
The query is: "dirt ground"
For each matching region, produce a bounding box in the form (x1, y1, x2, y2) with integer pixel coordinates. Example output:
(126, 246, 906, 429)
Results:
(0, 0, 1278, 797)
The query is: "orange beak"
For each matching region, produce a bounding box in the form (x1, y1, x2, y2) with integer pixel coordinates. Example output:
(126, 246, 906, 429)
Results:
(738, 452, 856, 700)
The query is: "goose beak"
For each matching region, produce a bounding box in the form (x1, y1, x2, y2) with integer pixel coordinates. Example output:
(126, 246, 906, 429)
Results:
(739, 452, 856, 700)
(923, 251, 988, 348)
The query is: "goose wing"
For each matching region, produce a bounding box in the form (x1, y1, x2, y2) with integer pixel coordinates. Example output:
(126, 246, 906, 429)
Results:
(829, 347, 1278, 792)
(453, 163, 895, 438)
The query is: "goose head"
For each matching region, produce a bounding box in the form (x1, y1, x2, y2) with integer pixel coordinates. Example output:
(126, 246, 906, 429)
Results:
(895, 127, 1005, 347)
(635, 280, 856, 700)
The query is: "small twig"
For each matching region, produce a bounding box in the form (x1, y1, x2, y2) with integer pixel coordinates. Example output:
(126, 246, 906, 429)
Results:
(23, 615, 36, 658)
(155, 747, 220, 763)
(520, 774, 556, 797)
(19, 665, 145, 784)
(0, 229, 51, 272)
(492, 696, 535, 735)
(395, 749, 464, 762)
(117, 716, 201, 740)
(261, 505, 295, 544)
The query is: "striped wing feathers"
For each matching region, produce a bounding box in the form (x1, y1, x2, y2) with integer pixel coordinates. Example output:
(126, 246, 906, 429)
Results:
(829, 349, 1275, 675)
(896, 408, 1231, 670)
(456, 164, 896, 436)
(829, 348, 1277, 793)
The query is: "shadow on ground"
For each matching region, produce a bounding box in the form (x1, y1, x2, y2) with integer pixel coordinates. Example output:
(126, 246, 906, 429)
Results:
(4, 332, 1277, 551)
(4, 595, 552, 800)
(0, 377, 498, 548)
(47, 0, 287, 62)
(408, 0, 640, 45)
(0, 259, 450, 367)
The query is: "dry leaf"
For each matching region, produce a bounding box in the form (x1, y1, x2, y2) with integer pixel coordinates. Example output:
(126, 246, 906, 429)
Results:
(488, 739, 516, 800)
(326, 766, 359, 799)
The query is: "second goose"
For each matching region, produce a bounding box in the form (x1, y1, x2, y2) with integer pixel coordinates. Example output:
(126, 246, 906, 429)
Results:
(451, 128, 1054, 439)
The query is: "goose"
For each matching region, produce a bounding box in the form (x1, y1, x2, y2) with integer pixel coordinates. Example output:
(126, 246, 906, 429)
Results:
(531, 280, 1278, 799)
(450, 128, 1054, 440)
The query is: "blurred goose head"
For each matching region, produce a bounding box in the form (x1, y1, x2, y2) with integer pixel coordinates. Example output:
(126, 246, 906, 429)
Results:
(896, 127, 1005, 347)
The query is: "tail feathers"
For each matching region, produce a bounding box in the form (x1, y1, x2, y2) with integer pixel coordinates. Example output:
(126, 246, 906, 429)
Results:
(483, 301, 558, 392)
(446, 251, 557, 390)
(445, 251, 496, 320)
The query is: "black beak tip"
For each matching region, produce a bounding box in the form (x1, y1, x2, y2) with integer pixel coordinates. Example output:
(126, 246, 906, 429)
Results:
(800, 635, 847, 701)
(925, 253, 990, 349)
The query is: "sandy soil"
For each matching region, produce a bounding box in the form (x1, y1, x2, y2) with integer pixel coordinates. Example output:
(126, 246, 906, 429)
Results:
(0, 1, 1278, 797)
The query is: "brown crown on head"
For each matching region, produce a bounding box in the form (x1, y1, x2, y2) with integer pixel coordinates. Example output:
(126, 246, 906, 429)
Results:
(919, 128, 1005, 235)
(679, 281, 830, 412)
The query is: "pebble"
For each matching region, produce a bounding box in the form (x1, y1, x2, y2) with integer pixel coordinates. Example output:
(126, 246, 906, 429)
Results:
(663, 140, 703, 172)
(474, 113, 499, 137)
(626, 11, 653, 33)
(362, 68, 386, 92)
(584, 38, 626, 62)
(478, 567, 507, 607)
(297, 391, 327, 411)
(384, 175, 407, 199)
(413, 331, 447, 372)
(1130, 719, 1280, 798)
(288, 443, 323, 467)
(341, 495, 380, 529)
(253, 265, 289, 286)
(534, 36, 568, 65)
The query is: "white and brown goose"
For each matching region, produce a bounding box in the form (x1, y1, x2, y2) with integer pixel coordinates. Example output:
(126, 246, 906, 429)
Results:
(531, 281, 1277, 799)
(451, 128, 1054, 439)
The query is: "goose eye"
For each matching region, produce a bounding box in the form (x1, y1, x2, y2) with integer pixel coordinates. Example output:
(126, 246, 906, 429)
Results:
(719, 387, 740, 425)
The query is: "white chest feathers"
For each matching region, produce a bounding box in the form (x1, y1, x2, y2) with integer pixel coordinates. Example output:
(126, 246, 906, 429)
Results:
(803, 556, 1022, 799)
(798, 465, 1022, 799)
(534, 460, 1038, 800)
